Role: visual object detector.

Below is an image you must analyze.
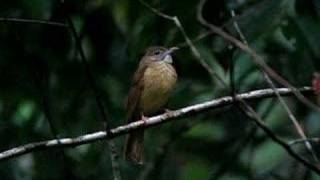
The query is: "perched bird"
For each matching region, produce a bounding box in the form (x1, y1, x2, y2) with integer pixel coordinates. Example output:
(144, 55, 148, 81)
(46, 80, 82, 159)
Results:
(124, 46, 178, 164)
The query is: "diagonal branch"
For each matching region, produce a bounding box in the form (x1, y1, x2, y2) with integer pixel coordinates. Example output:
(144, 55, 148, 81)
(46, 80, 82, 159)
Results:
(289, 138, 320, 146)
(0, 87, 315, 169)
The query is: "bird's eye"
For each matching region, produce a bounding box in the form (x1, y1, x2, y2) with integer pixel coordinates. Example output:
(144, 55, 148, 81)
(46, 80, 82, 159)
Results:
(154, 50, 161, 55)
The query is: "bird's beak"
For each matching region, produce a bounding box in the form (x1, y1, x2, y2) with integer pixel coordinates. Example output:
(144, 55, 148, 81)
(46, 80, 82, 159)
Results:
(161, 47, 179, 63)
(165, 47, 179, 56)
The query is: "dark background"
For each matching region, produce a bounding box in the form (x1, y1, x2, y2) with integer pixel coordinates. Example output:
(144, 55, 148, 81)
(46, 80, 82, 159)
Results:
(0, 0, 320, 179)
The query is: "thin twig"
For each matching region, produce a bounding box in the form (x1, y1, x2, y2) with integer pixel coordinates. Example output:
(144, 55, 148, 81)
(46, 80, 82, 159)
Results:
(107, 141, 122, 180)
(197, 0, 320, 113)
(289, 138, 320, 146)
(229, 9, 319, 163)
(139, 0, 228, 88)
(229, 10, 248, 45)
(0, 17, 68, 27)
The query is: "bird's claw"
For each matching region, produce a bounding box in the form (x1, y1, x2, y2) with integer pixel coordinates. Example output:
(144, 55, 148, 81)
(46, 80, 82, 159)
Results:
(164, 108, 175, 117)
(141, 114, 148, 125)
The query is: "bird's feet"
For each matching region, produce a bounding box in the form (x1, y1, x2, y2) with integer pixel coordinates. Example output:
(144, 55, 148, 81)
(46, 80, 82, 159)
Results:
(164, 108, 175, 117)
(141, 114, 148, 125)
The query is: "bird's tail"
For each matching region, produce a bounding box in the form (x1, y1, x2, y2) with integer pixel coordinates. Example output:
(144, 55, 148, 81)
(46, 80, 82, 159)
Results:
(124, 130, 144, 164)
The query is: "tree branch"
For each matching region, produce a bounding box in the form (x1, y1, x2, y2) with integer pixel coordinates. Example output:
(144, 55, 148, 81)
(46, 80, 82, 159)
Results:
(0, 87, 312, 161)
(289, 138, 320, 146)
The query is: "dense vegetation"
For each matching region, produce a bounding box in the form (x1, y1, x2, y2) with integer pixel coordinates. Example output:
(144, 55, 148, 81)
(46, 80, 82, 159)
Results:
(0, 0, 320, 179)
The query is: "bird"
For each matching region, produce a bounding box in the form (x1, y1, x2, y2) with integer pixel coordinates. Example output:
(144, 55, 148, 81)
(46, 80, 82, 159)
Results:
(124, 46, 178, 164)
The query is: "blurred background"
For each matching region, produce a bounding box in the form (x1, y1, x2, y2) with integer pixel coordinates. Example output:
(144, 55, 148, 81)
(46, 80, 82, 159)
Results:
(0, 0, 320, 179)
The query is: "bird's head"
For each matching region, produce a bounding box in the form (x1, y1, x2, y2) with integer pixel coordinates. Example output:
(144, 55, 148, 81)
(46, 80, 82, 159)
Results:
(143, 46, 179, 64)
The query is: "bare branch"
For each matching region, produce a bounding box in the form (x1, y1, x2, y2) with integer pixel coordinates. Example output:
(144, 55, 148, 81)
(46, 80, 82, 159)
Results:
(289, 138, 320, 146)
(0, 88, 313, 163)
(229, 10, 248, 45)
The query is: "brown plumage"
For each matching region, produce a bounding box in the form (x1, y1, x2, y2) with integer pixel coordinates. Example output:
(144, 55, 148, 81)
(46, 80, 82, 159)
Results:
(124, 46, 178, 164)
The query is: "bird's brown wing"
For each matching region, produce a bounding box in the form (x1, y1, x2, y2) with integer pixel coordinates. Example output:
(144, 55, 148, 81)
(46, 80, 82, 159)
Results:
(125, 62, 148, 122)
(124, 59, 150, 164)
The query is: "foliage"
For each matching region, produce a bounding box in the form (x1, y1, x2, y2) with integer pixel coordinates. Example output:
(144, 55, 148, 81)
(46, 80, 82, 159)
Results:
(0, 0, 320, 179)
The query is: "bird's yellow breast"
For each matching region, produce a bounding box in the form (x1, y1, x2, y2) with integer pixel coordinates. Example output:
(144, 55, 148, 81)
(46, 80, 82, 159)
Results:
(140, 62, 177, 115)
